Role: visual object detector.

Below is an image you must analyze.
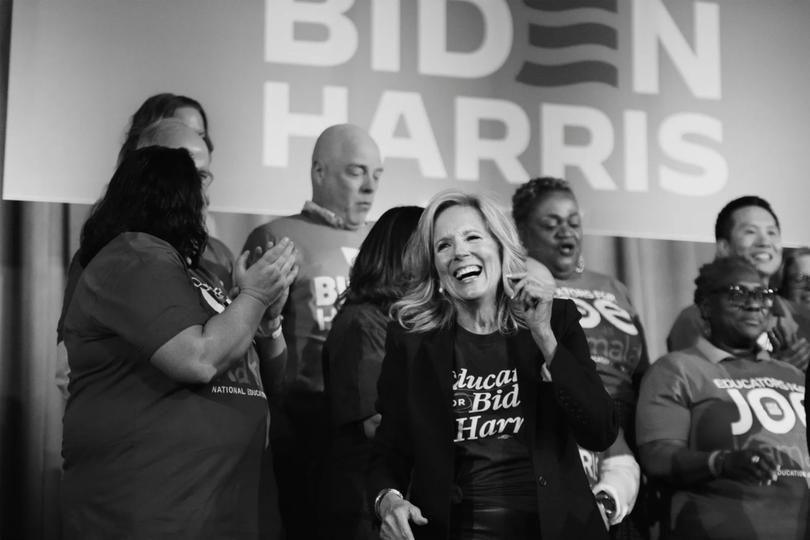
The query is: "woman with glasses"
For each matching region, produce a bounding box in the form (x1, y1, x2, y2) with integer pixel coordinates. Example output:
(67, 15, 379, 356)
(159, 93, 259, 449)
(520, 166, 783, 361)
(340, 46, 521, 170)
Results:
(511, 177, 647, 537)
(636, 256, 810, 540)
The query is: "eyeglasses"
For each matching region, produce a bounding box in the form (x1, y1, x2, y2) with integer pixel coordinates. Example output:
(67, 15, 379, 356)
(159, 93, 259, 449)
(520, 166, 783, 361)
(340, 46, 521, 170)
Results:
(711, 285, 776, 309)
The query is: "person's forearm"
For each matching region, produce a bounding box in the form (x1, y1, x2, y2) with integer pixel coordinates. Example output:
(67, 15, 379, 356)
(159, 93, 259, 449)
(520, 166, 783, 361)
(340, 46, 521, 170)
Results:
(639, 441, 714, 486)
(196, 294, 269, 374)
(531, 327, 558, 365)
(256, 336, 286, 395)
(150, 293, 268, 384)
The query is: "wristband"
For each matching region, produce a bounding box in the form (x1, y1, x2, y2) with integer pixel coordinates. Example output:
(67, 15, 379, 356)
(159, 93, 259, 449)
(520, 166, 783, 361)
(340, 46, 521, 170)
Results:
(256, 316, 283, 339)
(374, 488, 403, 520)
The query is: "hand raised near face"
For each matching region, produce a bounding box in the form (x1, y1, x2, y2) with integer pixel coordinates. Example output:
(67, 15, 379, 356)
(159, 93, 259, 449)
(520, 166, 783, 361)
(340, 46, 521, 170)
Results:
(234, 238, 299, 311)
(506, 257, 557, 331)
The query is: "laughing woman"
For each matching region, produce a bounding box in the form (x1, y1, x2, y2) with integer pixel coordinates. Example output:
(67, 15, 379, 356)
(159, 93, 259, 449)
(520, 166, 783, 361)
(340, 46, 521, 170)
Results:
(367, 190, 618, 540)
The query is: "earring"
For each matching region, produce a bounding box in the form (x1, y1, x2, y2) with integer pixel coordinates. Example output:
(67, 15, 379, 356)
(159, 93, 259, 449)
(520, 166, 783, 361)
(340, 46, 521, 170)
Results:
(575, 254, 585, 274)
(438, 283, 444, 294)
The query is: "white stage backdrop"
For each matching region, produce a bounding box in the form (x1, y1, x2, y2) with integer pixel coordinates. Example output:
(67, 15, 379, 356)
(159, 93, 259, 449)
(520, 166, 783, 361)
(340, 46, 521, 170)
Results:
(5, 0, 810, 244)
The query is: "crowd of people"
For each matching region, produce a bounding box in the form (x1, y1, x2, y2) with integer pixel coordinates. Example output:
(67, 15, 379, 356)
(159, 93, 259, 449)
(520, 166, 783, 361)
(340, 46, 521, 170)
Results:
(56, 93, 810, 540)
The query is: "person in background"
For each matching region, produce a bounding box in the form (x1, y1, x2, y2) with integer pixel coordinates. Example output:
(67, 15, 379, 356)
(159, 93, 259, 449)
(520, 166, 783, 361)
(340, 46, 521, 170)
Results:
(781, 247, 810, 311)
(511, 176, 646, 536)
(637, 256, 809, 540)
(242, 123, 383, 540)
(61, 146, 297, 539)
(117, 92, 231, 285)
(57, 94, 230, 399)
(320, 205, 423, 540)
(118, 93, 214, 163)
(368, 190, 618, 540)
(667, 196, 810, 371)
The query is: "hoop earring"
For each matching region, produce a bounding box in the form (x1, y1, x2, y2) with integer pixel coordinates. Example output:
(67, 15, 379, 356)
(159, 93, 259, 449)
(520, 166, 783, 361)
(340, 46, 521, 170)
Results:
(575, 254, 585, 274)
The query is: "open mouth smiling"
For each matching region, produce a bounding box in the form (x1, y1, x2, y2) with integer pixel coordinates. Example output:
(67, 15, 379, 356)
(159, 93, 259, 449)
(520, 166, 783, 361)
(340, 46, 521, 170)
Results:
(750, 252, 772, 263)
(453, 265, 482, 282)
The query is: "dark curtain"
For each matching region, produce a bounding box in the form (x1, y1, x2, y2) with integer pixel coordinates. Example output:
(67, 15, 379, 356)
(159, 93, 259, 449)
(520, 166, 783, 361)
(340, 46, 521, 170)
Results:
(0, 1, 715, 537)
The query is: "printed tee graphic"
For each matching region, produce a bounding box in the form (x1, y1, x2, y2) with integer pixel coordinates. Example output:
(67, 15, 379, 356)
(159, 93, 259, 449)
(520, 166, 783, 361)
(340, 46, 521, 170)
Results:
(453, 366, 524, 443)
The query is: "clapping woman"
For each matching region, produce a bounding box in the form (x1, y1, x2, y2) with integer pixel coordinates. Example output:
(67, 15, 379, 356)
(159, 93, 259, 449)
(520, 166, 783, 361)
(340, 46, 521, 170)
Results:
(61, 146, 297, 539)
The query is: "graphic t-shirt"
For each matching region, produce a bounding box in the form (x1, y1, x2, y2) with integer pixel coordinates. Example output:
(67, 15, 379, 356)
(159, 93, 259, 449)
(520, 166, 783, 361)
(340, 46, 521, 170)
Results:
(243, 211, 370, 394)
(554, 270, 647, 418)
(554, 270, 648, 487)
(452, 327, 536, 511)
(61, 232, 268, 540)
(637, 337, 810, 540)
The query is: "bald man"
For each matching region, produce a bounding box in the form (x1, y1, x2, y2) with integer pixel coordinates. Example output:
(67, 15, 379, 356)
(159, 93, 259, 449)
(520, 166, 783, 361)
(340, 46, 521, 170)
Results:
(242, 123, 383, 540)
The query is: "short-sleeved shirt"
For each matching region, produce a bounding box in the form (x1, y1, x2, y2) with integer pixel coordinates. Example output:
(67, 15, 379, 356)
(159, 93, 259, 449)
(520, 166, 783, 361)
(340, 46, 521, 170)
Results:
(637, 337, 810, 540)
(452, 327, 536, 511)
(243, 211, 370, 395)
(61, 232, 268, 540)
(554, 270, 648, 417)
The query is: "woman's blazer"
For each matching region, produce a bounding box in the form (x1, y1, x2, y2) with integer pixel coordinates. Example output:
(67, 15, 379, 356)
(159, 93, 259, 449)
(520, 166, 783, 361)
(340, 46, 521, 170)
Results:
(368, 298, 619, 540)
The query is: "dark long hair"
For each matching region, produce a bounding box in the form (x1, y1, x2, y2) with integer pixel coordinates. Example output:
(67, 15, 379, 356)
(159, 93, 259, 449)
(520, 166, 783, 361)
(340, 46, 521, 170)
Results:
(117, 93, 213, 164)
(340, 206, 423, 310)
(79, 146, 208, 267)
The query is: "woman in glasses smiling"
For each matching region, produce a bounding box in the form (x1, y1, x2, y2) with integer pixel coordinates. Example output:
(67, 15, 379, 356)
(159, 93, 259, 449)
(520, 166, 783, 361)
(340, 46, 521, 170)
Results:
(636, 256, 810, 540)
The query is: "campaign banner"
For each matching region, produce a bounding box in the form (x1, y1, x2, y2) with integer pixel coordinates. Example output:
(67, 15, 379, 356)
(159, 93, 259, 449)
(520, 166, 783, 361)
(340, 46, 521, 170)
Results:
(5, 0, 810, 243)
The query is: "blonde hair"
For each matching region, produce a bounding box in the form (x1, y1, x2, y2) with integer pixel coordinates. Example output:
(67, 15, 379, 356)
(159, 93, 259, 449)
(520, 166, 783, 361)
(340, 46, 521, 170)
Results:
(392, 190, 528, 333)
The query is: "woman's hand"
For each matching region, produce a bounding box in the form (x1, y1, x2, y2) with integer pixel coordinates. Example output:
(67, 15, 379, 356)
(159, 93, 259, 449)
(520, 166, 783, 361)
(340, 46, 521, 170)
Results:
(721, 448, 779, 485)
(769, 317, 810, 371)
(379, 495, 428, 540)
(507, 258, 558, 359)
(235, 238, 298, 311)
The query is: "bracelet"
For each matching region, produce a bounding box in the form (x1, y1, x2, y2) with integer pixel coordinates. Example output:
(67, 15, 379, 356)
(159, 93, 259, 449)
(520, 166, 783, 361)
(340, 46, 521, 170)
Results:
(374, 488, 403, 520)
(269, 316, 284, 340)
(256, 316, 283, 339)
(594, 490, 616, 518)
(708, 450, 728, 478)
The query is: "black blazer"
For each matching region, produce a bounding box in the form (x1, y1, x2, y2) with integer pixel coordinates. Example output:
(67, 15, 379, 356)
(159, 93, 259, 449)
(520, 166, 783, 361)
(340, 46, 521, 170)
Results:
(368, 298, 618, 540)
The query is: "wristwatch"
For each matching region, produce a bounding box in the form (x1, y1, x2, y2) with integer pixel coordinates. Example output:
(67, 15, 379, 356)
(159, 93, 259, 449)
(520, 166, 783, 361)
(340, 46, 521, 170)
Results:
(595, 490, 616, 518)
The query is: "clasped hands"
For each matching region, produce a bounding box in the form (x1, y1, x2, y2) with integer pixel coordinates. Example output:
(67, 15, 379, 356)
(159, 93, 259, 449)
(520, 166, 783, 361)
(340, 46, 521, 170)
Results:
(233, 238, 299, 319)
(721, 448, 780, 486)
